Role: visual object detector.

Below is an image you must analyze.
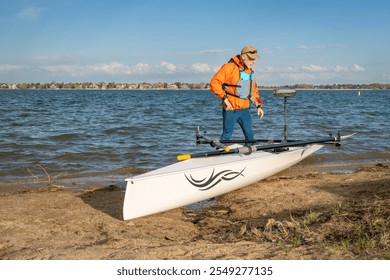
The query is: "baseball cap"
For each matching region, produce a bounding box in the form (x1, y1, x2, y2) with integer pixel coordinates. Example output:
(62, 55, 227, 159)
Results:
(241, 46, 259, 59)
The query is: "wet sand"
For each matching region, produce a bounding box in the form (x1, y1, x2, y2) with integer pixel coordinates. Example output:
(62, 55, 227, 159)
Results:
(0, 163, 389, 260)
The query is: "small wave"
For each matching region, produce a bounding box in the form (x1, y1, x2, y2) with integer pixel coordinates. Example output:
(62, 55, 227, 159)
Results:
(49, 133, 81, 141)
(54, 152, 109, 161)
(103, 126, 133, 135)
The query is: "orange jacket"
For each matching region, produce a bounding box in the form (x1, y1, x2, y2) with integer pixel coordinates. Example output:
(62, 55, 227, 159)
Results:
(210, 55, 262, 109)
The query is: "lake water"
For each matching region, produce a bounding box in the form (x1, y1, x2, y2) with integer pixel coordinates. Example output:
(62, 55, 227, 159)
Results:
(0, 89, 389, 185)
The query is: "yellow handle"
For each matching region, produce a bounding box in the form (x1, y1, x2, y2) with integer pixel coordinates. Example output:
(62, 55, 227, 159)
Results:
(177, 154, 191, 161)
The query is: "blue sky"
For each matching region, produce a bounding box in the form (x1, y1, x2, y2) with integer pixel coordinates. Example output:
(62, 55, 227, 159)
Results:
(1, 0, 389, 85)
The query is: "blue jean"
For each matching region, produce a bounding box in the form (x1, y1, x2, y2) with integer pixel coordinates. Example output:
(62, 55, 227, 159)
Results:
(220, 108, 254, 142)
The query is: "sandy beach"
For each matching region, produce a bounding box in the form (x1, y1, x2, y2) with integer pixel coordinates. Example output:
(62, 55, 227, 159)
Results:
(0, 163, 389, 260)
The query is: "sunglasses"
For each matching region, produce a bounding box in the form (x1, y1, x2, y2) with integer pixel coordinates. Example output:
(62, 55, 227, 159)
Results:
(243, 50, 257, 54)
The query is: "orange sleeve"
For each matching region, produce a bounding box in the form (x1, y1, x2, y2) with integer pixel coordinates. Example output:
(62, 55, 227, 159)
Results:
(209, 63, 236, 99)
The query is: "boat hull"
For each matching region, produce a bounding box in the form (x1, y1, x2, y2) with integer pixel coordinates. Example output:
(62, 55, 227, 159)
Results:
(123, 144, 323, 220)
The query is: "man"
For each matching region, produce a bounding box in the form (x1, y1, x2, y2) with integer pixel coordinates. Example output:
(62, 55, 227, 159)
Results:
(210, 46, 264, 143)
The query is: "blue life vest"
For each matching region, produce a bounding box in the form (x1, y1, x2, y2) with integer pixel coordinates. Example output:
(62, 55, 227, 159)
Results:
(235, 70, 254, 99)
(222, 58, 254, 99)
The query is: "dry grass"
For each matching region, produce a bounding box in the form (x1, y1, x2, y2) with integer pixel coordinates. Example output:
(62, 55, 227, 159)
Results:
(187, 195, 390, 259)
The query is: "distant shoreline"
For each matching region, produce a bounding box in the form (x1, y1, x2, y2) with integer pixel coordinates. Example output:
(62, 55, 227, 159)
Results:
(1, 87, 389, 91)
(1, 88, 388, 92)
(1, 82, 389, 91)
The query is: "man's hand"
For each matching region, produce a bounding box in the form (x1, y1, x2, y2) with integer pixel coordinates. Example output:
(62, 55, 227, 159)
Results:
(257, 107, 264, 119)
(224, 99, 233, 110)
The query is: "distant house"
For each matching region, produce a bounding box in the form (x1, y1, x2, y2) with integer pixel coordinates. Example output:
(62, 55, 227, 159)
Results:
(128, 83, 138, 89)
(138, 83, 152, 89)
(167, 83, 178, 90)
(89, 83, 100, 89)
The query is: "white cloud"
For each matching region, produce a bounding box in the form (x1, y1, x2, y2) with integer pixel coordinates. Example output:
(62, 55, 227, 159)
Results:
(38, 61, 176, 77)
(281, 73, 317, 81)
(199, 49, 230, 54)
(257, 63, 367, 85)
(0, 64, 29, 71)
(92, 62, 133, 74)
(41, 65, 89, 76)
(257, 66, 298, 73)
(334, 64, 365, 72)
(0, 58, 368, 85)
(298, 44, 345, 50)
(134, 63, 152, 74)
(260, 64, 364, 74)
(191, 63, 212, 73)
(158, 61, 177, 73)
(301, 64, 328, 72)
(334, 65, 350, 72)
(40, 61, 174, 77)
(298, 45, 312, 50)
(259, 66, 274, 73)
(352, 64, 365, 72)
(17, 7, 45, 21)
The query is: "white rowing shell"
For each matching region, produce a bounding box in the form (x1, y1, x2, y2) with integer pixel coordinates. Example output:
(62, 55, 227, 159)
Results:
(123, 144, 323, 220)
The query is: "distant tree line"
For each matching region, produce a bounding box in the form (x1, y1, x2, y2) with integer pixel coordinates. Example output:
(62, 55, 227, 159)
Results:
(0, 81, 209, 90)
(264, 83, 390, 90)
(1, 81, 389, 90)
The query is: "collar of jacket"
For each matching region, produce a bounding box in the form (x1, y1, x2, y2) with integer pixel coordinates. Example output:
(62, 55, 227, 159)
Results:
(231, 55, 253, 73)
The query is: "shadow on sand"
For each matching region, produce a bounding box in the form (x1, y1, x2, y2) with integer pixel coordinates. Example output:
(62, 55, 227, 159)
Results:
(79, 185, 125, 220)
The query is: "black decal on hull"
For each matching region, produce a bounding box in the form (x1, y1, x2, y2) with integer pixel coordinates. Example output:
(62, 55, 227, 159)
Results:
(185, 167, 246, 191)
